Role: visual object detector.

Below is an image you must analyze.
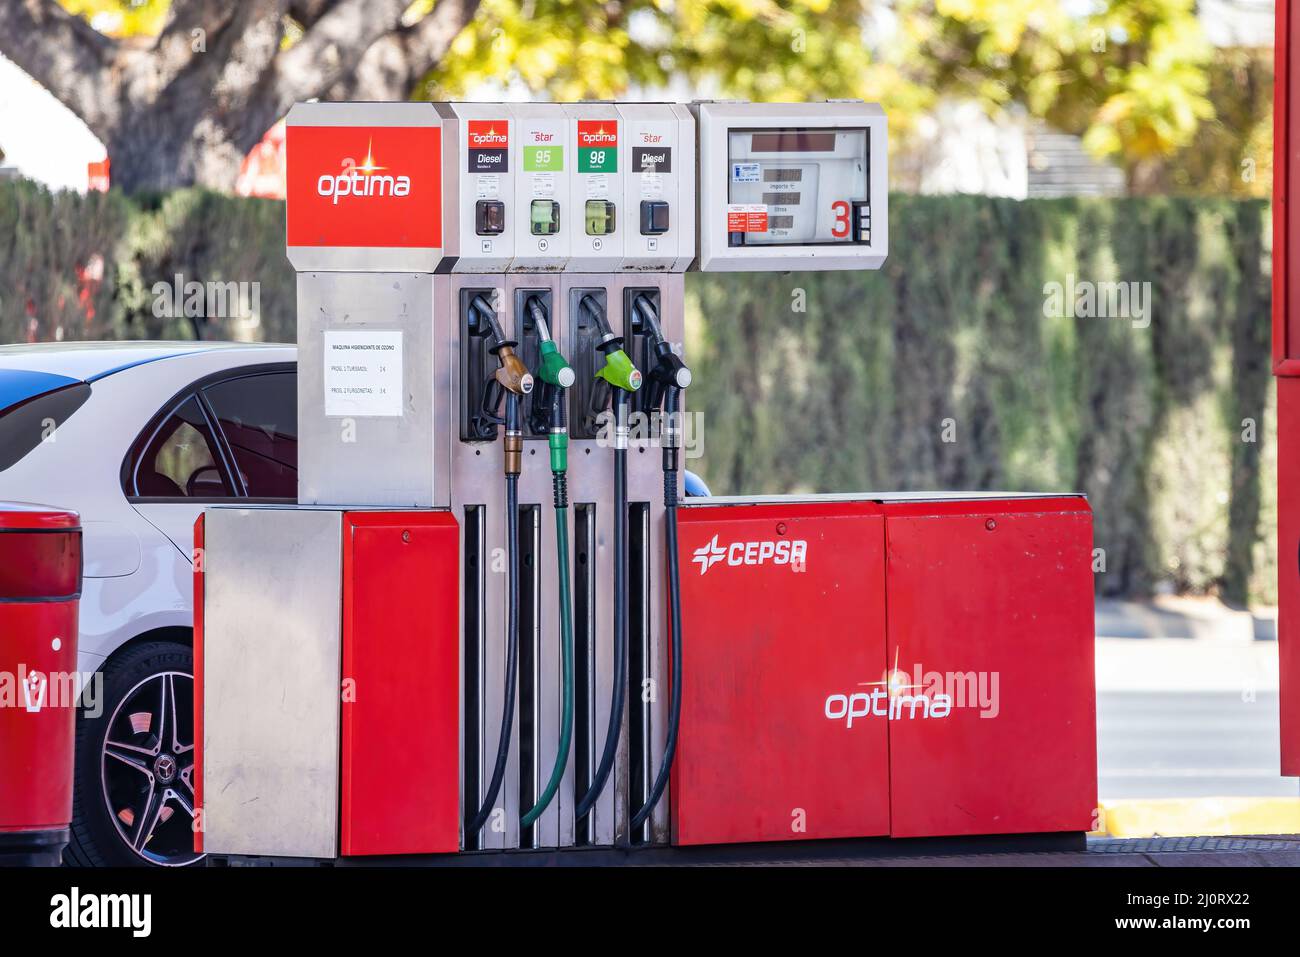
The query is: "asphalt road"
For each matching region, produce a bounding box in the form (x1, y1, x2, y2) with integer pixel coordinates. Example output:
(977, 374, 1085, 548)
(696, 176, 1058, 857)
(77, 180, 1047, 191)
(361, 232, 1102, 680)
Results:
(1098, 690, 1300, 799)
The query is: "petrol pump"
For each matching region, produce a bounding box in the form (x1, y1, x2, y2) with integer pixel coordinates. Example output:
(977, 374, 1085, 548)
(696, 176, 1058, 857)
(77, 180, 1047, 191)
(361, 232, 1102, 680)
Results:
(195, 98, 1099, 864)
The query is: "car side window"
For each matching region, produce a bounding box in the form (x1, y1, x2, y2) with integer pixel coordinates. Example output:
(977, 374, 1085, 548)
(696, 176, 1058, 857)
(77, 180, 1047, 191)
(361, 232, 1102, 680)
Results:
(133, 396, 235, 498)
(202, 373, 297, 499)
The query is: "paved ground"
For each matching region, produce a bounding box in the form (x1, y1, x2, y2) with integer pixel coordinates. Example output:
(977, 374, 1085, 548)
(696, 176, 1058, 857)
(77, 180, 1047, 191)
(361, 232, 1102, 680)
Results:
(1098, 691, 1295, 799)
(1095, 600, 1298, 803)
(826, 836, 1300, 867)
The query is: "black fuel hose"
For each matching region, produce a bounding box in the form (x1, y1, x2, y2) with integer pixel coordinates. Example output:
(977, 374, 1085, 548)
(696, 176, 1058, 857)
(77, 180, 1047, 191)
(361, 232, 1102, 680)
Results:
(630, 384, 684, 832)
(466, 393, 522, 838)
(574, 389, 630, 823)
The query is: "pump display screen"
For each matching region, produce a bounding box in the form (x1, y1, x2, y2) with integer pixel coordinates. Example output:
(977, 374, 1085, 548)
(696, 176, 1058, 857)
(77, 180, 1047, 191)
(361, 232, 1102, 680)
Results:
(748, 131, 837, 153)
(726, 127, 869, 246)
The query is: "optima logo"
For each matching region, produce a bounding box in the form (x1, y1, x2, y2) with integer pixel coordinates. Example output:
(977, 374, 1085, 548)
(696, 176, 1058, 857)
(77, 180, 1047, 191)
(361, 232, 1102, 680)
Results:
(691, 534, 806, 576)
(315, 139, 411, 205)
(578, 120, 618, 146)
(469, 121, 508, 147)
(824, 650, 1001, 726)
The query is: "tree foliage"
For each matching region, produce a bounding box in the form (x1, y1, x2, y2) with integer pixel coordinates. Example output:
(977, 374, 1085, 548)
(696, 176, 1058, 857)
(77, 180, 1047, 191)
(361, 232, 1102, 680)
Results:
(0, 0, 1268, 194)
(429, 0, 1268, 196)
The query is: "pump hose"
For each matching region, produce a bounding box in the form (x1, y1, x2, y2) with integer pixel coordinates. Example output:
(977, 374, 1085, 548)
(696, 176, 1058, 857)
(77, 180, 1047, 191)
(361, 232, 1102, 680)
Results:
(521, 471, 574, 828)
(575, 392, 630, 822)
(630, 386, 684, 832)
(466, 402, 522, 838)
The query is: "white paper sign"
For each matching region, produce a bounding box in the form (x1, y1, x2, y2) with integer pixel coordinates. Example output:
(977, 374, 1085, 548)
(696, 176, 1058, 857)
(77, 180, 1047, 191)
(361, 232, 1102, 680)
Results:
(323, 331, 403, 417)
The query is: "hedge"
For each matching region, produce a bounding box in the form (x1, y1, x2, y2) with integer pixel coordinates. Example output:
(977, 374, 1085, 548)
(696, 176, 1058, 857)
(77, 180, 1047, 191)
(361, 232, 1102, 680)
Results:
(0, 182, 1275, 604)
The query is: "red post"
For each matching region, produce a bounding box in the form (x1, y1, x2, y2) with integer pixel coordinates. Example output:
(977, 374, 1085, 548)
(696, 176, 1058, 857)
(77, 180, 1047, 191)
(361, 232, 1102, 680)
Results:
(1274, 0, 1300, 775)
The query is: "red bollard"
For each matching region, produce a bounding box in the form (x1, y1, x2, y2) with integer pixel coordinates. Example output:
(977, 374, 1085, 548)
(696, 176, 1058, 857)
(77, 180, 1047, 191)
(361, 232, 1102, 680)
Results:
(0, 503, 82, 867)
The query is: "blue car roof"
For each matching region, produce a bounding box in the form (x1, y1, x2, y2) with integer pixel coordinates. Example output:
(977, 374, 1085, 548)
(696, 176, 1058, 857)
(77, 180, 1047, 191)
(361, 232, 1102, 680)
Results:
(0, 369, 84, 412)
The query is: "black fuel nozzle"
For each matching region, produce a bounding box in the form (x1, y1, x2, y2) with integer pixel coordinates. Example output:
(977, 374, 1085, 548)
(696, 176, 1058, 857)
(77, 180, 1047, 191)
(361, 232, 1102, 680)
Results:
(631, 293, 691, 413)
(629, 293, 690, 476)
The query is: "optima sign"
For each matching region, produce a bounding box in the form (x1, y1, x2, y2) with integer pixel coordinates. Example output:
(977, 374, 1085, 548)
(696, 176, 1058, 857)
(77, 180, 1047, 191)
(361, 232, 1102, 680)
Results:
(467, 120, 509, 173)
(286, 123, 442, 250)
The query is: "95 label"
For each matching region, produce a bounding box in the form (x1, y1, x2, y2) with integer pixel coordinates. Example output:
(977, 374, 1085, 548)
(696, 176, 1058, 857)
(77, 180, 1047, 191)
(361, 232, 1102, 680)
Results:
(524, 146, 563, 172)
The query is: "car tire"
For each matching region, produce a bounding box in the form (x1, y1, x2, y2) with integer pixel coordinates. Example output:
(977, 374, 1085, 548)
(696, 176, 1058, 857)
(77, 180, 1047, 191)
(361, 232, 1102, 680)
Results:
(64, 640, 203, 867)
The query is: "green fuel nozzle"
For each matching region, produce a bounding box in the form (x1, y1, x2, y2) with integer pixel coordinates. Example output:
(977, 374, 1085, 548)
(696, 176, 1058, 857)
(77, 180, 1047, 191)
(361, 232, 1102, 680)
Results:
(596, 348, 642, 394)
(576, 294, 642, 395)
(522, 295, 575, 475)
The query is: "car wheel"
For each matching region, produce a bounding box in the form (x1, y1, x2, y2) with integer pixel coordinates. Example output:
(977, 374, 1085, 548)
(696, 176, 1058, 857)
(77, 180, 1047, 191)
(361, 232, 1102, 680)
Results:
(65, 640, 203, 867)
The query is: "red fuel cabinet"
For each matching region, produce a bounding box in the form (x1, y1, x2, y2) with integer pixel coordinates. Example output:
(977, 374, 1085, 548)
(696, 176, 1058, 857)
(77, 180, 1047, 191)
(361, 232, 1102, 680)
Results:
(0, 504, 82, 866)
(340, 512, 460, 855)
(195, 508, 460, 858)
(671, 495, 1096, 847)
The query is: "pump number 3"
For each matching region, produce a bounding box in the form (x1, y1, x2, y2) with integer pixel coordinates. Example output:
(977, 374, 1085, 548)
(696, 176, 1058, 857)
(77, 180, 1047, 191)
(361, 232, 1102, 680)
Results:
(831, 201, 851, 239)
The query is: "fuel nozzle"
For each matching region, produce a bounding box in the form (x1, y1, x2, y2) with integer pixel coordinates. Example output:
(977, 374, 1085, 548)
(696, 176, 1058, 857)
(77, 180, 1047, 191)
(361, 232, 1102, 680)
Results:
(528, 296, 576, 394)
(631, 292, 691, 412)
(577, 293, 642, 434)
(523, 295, 575, 476)
(468, 293, 533, 476)
(470, 294, 534, 399)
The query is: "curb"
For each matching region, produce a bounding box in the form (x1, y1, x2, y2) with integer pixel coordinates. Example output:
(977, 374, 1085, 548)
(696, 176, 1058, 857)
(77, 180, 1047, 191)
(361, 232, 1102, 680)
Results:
(1093, 797, 1300, 838)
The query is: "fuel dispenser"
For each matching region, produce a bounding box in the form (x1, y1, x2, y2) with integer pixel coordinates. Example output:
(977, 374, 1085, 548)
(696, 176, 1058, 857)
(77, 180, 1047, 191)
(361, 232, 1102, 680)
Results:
(195, 98, 1098, 863)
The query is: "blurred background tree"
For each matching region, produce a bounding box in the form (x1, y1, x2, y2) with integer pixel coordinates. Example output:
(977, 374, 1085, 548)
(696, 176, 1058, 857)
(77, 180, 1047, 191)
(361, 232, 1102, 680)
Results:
(0, 0, 1273, 196)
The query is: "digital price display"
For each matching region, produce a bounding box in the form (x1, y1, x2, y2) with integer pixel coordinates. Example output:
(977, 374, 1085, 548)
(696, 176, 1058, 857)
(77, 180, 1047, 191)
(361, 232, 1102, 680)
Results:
(695, 101, 887, 271)
(726, 127, 869, 247)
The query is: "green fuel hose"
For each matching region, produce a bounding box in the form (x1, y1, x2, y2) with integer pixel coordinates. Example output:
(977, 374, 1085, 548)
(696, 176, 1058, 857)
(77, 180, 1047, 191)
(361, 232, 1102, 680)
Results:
(521, 419, 575, 828)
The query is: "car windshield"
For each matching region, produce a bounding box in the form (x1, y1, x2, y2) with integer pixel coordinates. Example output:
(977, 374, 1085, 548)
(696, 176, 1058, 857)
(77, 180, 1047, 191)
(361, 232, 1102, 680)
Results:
(0, 370, 92, 472)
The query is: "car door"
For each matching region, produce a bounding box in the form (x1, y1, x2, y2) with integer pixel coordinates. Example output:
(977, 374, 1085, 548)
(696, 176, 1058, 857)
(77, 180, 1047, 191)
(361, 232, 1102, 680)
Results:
(126, 366, 296, 558)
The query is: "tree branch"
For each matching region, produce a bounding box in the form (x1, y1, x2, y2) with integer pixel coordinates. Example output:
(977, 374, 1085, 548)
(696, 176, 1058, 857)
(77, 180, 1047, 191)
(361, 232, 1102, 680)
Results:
(277, 0, 481, 107)
(271, 0, 407, 108)
(0, 0, 115, 131)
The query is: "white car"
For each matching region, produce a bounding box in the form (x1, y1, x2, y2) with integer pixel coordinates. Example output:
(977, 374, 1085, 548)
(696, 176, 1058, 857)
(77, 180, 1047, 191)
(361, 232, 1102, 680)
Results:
(0, 341, 296, 866)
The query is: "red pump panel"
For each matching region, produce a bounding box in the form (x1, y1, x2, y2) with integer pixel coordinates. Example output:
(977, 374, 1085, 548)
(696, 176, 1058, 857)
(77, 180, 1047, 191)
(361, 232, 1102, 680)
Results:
(671, 502, 890, 847)
(883, 498, 1097, 837)
(1280, 380, 1300, 774)
(341, 510, 460, 855)
(1276, 0, 1300, 778)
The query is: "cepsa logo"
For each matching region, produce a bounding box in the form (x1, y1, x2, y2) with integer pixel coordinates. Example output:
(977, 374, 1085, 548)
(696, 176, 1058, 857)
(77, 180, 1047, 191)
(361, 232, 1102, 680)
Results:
(469, 120, 509, 147)
(578, 120, 618, 147)
(287, 124, 441, 249)
(315, 138, 411, 205)
(691, 534, 806, 576)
